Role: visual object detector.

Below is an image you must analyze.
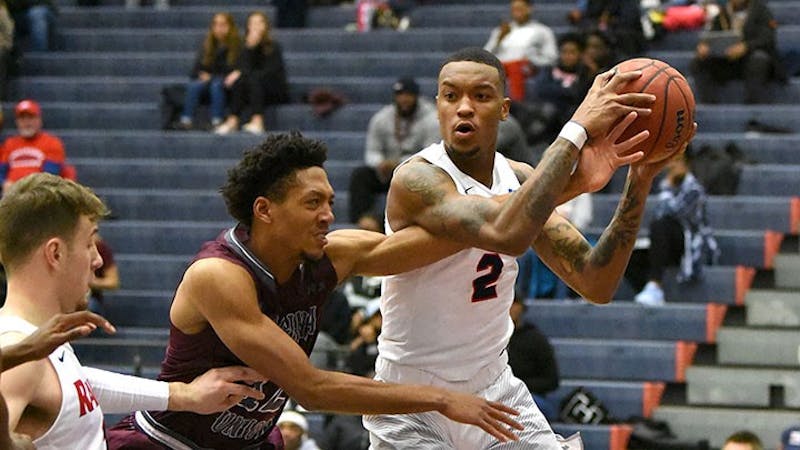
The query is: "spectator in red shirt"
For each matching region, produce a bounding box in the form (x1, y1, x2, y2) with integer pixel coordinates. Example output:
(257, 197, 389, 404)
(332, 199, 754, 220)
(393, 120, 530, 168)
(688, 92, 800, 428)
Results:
(0, 99, 65, 194)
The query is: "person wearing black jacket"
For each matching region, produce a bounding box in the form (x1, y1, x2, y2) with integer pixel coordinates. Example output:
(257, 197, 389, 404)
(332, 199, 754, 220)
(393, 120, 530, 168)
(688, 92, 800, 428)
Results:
(691, 0, 786, 104)
(7, 0, 54, 51)
(507, 296, 560, 420)
(215, 11, 289, 135)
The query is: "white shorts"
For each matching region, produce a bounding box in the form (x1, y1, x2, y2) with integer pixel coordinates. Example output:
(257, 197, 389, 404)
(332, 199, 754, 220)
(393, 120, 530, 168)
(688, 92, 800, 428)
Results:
(363, 355, 563, 449)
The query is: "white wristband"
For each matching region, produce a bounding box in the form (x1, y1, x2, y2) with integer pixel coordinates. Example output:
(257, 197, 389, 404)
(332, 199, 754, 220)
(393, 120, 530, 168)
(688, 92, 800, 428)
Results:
(558, 121, 588, 151)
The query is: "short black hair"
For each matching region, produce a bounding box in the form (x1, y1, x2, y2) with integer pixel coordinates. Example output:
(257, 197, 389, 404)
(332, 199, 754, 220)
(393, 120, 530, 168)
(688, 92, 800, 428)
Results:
(558, 32, 585, 51)
(441, 47, 506, 91)
(725, 430, 763, 450)
(221, 132, 328, 226)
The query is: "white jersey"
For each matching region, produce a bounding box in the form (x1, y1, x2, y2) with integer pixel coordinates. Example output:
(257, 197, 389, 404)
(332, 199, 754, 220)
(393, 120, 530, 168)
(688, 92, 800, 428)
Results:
(0, 316, 106, 450)
(379, 142, 520, 381)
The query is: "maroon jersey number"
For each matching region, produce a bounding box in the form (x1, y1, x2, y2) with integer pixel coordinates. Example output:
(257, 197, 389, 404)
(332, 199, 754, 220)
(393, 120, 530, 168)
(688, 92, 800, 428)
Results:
(472, 253, 503, 302)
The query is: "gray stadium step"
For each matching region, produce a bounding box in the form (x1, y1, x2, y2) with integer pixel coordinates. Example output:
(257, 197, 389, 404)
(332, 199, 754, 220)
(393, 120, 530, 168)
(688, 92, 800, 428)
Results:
(73, 337, 167, 366)
(716, 326, 800, 367)
(686, 365, 800, 408)
(690, 134, 800, 165)
(745, 289, 800, 327)
(55, 130, 363, 160)
(73, 157, 359, 191)
(653, 405, 799, 450)
(551, 338, 681, 381)
(527, 302, 709, 342)
(115, 254, 191, 291)
(96, 188, 351, 222)
(738, 165, 800, 196)
(101, 290, 173, 328)
(775, 254, 800, 289)
(101, 220, 230, 254)
(591, 194, 795, 233)
(56, 26, 800, 53)
(659, 266, 740, 305)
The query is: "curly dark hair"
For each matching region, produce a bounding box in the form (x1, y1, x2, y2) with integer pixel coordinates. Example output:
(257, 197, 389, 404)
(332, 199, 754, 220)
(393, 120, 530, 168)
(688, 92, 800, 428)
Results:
(221, 132, 328, 225)
(441, 47, 506, 91)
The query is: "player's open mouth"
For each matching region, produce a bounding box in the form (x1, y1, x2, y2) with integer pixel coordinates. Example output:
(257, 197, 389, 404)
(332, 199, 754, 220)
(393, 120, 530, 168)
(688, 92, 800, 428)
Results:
(454, 122, 475, 137)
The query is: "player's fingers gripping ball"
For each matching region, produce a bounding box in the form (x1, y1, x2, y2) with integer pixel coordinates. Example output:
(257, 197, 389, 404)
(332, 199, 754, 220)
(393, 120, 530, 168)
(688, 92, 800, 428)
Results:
(613, 58, 696, 164)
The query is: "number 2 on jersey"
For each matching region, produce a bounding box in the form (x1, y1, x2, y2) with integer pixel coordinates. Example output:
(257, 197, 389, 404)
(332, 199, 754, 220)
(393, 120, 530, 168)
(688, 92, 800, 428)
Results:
(472, 253, 503, 302)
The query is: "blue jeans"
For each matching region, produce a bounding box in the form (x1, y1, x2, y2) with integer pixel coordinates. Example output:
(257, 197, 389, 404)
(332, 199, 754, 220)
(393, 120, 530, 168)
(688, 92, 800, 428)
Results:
(13, 6, 55, 51)
(180, 77, 226, 123)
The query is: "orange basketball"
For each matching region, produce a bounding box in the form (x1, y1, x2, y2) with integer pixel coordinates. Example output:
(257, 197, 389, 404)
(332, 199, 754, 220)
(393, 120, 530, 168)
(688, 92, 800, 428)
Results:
(614, 58, 696, 163)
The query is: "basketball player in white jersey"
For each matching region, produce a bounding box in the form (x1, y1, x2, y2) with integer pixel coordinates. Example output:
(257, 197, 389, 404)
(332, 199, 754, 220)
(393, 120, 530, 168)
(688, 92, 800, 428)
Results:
(0, 173, 268, 450)
(364, 47, 696, 448)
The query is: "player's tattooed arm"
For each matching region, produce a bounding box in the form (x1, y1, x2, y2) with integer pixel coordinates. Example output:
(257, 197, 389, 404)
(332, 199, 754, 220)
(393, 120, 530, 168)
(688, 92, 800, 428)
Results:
(532, 169, 650, 304)
(389, 141, 580, 256)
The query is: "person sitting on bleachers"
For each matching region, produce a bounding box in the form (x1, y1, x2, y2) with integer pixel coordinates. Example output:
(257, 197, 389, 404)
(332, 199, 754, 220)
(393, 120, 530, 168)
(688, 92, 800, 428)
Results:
(635, 151, 719, 307)
(215, 11, 289, 135)
(723, 430, 763, 450)
(484, 0, 557, 101)
(567, 0, 646, 58)
(780, 424, 800, 450)
(690, 0, 785, 104)
(347, 76, 438, 231)
(582, 28, 619, 79)
(0, 99, 65, 195)
(176, 12, 242, 131)
(507, 296, 559, 420)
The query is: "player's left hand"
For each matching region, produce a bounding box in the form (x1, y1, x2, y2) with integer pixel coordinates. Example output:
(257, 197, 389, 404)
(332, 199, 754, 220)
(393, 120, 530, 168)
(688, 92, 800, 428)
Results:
(438, 392, 523, 443)
(571, 111, 648, 193)
(172, 366, 267, 414)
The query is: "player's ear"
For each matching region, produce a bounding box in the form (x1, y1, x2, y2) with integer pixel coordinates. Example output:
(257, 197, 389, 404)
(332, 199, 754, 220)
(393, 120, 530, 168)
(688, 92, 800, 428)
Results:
(43, 237, 64, 268)
(500, 97, 511, 121)
(253, 196, 273, 224)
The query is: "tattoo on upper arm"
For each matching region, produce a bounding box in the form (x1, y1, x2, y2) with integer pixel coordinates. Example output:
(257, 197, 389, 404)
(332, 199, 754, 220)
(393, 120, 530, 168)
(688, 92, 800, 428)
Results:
(402, 164, 449, 207)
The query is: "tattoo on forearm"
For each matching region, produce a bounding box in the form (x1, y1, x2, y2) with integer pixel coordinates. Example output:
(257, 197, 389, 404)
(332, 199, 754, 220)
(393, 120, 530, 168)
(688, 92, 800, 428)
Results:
(590, 176, 644, 267)
(546, 222, 591, 273)
(523, 141, 577, 223)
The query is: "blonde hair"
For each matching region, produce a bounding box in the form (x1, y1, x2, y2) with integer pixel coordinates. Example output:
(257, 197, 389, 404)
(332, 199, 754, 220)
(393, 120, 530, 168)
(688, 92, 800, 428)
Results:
(0, 173, 108, 270)
(202, 12, 242, 67)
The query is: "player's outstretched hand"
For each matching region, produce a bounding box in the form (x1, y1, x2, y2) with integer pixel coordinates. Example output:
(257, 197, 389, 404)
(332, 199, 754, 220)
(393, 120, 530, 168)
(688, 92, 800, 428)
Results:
(439, 392, 523, 443)
(571, 68, 656, 139)
(571, 111, 648, 194)
(174, 366, 267, 414)
(632, 122, 698, 181)
(3, 311, 116, 371)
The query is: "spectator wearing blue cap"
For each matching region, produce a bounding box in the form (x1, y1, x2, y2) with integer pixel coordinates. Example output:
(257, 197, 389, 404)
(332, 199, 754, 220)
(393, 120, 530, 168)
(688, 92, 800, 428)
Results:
(781, 425, 800, 450)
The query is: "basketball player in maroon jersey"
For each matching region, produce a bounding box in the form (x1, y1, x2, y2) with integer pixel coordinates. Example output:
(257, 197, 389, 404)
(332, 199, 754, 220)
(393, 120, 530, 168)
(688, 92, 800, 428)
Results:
(107, 132, 526, 450)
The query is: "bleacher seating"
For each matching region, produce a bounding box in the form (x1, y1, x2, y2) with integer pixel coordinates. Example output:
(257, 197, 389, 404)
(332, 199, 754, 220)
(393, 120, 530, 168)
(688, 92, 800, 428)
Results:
(14, 0, 799, 448)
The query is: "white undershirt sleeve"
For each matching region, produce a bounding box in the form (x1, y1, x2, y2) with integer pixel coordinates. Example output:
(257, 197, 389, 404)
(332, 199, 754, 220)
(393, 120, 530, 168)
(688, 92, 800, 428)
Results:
(83, 367, 170, 414)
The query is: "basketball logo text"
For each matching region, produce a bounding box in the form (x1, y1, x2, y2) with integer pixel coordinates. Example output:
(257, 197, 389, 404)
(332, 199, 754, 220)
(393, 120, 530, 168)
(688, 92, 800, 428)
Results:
(666, 109, 686, 149)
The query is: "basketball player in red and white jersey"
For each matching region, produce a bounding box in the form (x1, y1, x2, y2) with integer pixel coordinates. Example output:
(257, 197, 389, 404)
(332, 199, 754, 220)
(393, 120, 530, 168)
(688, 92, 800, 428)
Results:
(0, 173, 267, 450)
(364, 47, 696, 449)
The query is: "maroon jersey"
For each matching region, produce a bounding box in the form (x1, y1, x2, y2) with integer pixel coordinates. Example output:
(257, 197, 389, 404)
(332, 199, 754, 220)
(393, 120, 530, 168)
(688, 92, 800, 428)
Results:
(107, 225, 338, 450)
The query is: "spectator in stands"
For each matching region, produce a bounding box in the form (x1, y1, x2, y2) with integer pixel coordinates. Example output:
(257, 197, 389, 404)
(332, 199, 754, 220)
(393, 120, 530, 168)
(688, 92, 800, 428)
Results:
(215, 12, 289, 135)
(484, 0, 557, 101)
(507, 296, 559, 420)
(583, 28, 618, 79)
(780, 424, 800, 450)
(125, 0, 168, 9)
(88, 236, 119, 317)
(319, 413, 370, 450)
(347, 77, 438, 230)
(0, 1, 12, 101)
(277, 410, 322, 450)
(530, 32, 592, 144)
(7, 0, 54, 52)
(309, 289, 352, 371)
(567, 0, 646, 57)
(723, 430, 763, 450)
(635, 152, 719, 306)
(177, 12, 242, 131)
(690, 0, 784, 104)
(346, 302, 381, 378)
(0, 99, 65, 195)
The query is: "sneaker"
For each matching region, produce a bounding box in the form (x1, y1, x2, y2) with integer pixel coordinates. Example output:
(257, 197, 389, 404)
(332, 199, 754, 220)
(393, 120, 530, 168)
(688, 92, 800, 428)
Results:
(214, 122, 236, 135)
(634, 281, 665, 306)
(242, 121, 265, 135)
